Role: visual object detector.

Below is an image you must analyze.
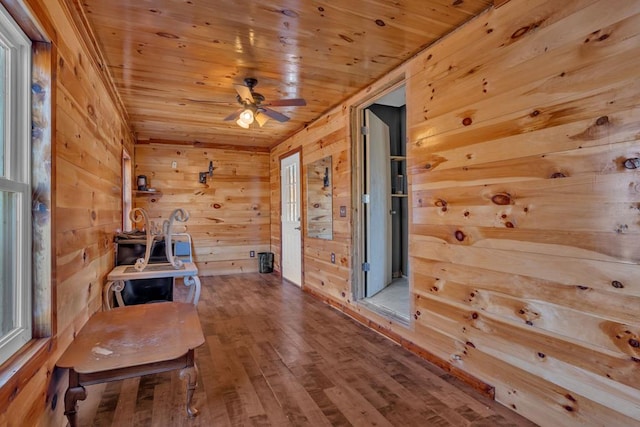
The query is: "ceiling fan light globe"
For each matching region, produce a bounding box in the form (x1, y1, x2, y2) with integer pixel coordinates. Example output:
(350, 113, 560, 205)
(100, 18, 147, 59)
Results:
(236, 118, 250, 128)
(239, 108, 254, 124)
(255, 112, 269, 127)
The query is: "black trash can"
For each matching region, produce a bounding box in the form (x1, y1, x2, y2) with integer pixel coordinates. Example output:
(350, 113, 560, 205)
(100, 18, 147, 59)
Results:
(258, 252, 274, 273)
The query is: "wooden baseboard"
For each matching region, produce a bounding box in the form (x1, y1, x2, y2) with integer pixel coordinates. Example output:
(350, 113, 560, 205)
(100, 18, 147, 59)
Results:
(302, 286, 495, 399)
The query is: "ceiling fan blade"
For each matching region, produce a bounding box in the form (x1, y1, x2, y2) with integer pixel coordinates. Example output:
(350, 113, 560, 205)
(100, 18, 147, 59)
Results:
(255, 112, 270, 127)
(234, 84, 254, 103)
(265, 98, 306, 107)
(223, 108, 243, 121)
(261, 108, 290, 122)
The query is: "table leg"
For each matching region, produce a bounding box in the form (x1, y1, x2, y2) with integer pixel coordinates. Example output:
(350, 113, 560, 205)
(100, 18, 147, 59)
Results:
(103, 280, 125, 310)
(184, 275, 201, 306)
(64, 370, 87, 427)
(179, 349, 199, 417)
(102, 281, 114, 310)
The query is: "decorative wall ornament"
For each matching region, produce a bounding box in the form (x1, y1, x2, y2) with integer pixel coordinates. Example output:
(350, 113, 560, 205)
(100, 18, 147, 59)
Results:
(199, 160, 214, 184)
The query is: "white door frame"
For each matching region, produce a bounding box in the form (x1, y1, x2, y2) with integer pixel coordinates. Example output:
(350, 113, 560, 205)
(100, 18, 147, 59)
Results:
(280, 151, 303, 286)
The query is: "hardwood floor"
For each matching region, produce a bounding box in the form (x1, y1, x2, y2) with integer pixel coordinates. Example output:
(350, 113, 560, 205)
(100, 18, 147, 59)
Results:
(81, 274, 537, 426)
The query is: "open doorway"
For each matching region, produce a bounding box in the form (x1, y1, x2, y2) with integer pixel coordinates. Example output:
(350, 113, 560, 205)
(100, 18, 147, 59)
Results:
(353, 83, 409, 323)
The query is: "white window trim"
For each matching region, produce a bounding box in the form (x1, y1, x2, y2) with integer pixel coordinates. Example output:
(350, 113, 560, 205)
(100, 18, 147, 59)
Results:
(0, 2, 32, 366)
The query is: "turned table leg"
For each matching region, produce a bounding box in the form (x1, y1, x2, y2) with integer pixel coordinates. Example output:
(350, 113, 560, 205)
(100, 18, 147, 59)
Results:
(179, 349, 199, 417)
(64, 370, 87, 427)
(184, 275, 201, 306)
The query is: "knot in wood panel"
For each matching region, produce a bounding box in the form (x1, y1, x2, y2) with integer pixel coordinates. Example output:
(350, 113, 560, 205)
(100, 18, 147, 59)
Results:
(491, 193, 512, 205)
(156, 32, 179, 39)
(623, 158, 640, 169)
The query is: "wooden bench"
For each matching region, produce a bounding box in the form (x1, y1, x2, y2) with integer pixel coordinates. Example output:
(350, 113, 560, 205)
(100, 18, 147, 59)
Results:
(56, 302, 205, 427)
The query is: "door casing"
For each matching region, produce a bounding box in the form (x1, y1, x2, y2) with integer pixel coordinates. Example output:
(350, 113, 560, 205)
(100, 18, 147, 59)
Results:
(351, 75, 406, 301)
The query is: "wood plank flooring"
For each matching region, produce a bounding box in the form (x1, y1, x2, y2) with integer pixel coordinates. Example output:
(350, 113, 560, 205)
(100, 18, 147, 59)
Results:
(81, 274, 537, 426)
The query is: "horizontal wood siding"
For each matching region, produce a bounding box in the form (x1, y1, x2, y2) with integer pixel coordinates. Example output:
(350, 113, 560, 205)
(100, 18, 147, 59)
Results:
(134, 144, 271, 275)
(0, 0, 134, 425)
(406, 0, 640, 425)
(271, 0, 640, 425)
(271, 117, 353, 300)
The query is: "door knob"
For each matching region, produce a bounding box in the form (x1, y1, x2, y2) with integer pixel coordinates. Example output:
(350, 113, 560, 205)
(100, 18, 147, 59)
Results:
(294, 226, 301, 230)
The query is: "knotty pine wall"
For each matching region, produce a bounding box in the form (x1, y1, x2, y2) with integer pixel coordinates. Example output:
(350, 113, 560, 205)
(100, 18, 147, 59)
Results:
(134, 144, 270, 275)
(271, 0, 640, 425)
(0, 0, 134, 425)
(271, 125, 352, 294)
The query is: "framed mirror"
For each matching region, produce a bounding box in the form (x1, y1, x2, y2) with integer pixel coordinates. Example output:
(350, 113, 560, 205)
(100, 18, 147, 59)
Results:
(306, 156, 333, 239)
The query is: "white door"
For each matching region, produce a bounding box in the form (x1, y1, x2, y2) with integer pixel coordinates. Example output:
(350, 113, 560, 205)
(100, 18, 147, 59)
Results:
(364, 110, 392, 297)
(281, 152, 302, 286)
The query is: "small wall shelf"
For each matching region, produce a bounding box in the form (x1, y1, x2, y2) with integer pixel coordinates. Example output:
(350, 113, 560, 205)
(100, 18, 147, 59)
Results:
(134, 190, 162, 196)
(390, 156, 406, 161)
(391, 194, 408, 198)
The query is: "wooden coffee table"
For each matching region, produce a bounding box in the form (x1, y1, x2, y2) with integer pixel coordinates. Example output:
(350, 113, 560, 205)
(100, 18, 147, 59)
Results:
(56, 302, 205, 427)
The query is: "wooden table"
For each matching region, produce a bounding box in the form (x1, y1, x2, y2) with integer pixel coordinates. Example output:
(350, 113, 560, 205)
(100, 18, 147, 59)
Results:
(56, 302, 205, 427)
(103, 262, 201, 310)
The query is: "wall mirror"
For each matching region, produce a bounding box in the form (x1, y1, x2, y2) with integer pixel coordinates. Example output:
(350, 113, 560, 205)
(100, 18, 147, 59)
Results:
(306, 156, 333, 240)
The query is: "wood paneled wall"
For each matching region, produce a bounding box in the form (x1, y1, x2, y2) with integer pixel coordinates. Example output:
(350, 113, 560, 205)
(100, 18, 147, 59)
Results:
(406, 0, 640, 425)
(134, 144, 270, 275)
(271, 123, 353, 297)
(1, 0, 134, 425)
(271, 1, 640, 425)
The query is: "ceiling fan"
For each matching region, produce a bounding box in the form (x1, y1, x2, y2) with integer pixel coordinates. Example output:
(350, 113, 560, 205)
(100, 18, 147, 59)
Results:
(224, 77, 306, 128)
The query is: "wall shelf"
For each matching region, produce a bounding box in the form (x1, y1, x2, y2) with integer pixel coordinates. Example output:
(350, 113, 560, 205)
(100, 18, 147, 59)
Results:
(391, 194, 408, 198)
(390, 156, 406, 161)
(134, 190, 162, 196)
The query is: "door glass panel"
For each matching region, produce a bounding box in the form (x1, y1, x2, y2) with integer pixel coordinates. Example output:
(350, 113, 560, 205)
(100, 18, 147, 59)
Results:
(0, 190, 16, 336)
(284, 162, 299, 222)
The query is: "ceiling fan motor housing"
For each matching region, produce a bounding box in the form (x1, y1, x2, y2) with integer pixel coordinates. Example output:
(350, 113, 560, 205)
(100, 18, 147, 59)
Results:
(244, 77, 258, 90)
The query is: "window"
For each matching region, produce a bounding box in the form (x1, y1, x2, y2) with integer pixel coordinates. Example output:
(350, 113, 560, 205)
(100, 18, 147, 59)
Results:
(122, 149, 132, 231)
(0, 3, 32, 366)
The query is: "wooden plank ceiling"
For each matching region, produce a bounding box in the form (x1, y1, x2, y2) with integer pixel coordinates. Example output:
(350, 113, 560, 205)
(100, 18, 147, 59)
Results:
(78, 0, 493, 149)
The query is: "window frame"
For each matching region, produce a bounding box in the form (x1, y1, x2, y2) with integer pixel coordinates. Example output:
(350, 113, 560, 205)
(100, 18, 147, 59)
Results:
(0, 0, 33, 367)
(0, 0, 54, 410)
